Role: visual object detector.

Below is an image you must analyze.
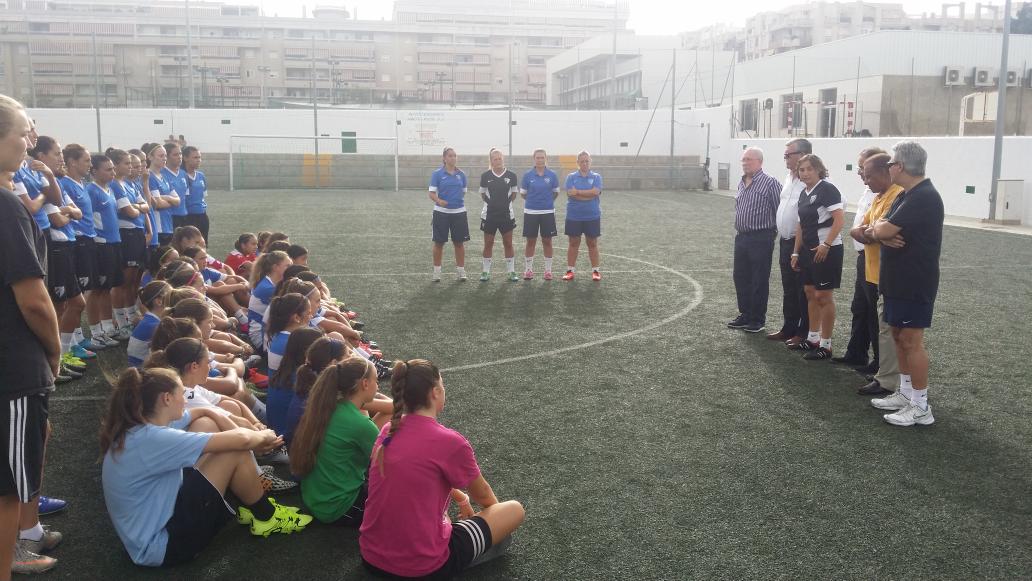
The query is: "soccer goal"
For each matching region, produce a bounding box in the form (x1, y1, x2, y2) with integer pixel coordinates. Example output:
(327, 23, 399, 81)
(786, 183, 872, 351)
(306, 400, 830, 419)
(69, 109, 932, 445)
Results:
(228, 134, 399, 192)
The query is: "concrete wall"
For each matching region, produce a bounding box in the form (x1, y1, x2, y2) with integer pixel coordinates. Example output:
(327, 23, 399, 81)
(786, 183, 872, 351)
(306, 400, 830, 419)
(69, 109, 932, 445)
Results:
(879, 76, 1032, 137)
(728, 136, 1032, 222)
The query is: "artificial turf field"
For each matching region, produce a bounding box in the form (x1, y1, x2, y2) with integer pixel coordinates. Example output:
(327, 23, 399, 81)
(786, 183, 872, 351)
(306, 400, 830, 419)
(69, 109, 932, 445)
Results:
(43, 187, 1032, 581)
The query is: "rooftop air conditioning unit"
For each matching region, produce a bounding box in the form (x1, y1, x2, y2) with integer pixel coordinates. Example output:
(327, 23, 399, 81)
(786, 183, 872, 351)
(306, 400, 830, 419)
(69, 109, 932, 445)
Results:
(973, 67, 994, 87)
(1005, 69, 1021, 87)
(943, 66, 965, 86)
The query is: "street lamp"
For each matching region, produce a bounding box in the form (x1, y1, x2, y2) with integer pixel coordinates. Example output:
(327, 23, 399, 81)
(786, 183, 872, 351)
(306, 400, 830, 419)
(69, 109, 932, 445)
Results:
(256, 65, 271, 108)
(327, 59, 340, 104)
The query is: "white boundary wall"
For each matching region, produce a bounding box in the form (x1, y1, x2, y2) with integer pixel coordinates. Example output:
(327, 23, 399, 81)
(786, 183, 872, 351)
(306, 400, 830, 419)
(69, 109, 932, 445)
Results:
(25, 107, 723, 160)
(726, 137, 1032, 222)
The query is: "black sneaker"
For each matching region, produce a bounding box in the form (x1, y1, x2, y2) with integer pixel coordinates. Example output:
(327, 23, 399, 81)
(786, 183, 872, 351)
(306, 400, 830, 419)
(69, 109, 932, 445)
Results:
(350, 321, 365, 331)
(744, 322, 765, 333)
(788, 340, 818, 351)
(726, 315, 749, 329)
(803, 347, 833, 360)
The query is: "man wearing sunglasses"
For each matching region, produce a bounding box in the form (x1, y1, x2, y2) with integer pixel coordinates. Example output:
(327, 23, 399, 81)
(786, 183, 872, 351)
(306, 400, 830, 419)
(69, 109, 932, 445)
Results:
(870, 141, 943, 427)
(767, 138, 811, 346)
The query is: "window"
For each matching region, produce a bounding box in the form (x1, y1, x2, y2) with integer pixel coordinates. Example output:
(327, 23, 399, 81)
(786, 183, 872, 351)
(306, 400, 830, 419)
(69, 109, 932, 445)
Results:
(381, 74, 391, 82)
(381, 55, 390, 64)
(28, 22, 49, 33)
(781, 93, 802, 129)
(528, 56, 546, 67)
(739, 99, 757, 132)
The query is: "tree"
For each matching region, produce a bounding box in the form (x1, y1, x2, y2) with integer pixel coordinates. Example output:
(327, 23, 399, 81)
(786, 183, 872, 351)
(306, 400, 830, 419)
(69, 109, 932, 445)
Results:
(1013, 3, 1032, 34)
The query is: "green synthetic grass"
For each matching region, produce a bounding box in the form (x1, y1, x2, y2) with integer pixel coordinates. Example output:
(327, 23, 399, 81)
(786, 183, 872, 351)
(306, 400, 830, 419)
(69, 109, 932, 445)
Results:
(44, 188, 1032, 580)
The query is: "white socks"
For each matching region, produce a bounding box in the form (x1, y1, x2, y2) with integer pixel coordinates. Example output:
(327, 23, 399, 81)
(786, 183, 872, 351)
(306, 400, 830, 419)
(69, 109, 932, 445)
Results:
(592, 266, 600, 273)
(899, 374, 913, 399)
(482, 258, 492, 273)
(19, 522, 44, 542)
(60, 333, 73, 354)
(101, 319, 116, 335)
(806, 331, 820, 344)
(911, 388, 928, 410)
(72, 327, 85, 346)
(89, 323, 103, 339)
(524, 256, 534, 272)
(819, 338, 832, 350)
(505, 257, 515, 273)
(456, 266, 466, 277)
(543, 257, 553, 273)
(567, 266, 576, 273)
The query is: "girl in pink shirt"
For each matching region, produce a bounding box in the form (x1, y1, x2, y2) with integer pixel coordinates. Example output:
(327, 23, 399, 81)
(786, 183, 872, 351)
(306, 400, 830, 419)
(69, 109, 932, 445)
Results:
(359, 359, 524, 579)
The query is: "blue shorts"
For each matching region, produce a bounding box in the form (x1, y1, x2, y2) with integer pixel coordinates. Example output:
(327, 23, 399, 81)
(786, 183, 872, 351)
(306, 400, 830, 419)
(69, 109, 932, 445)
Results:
(883, 296, 934, 328)
(565, 218, 601, 238)
(432, 211, 470, 244)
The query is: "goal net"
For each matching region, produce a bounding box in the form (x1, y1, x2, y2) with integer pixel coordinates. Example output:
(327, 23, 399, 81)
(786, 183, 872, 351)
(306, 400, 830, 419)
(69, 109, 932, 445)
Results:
(229, 134, 399, 191)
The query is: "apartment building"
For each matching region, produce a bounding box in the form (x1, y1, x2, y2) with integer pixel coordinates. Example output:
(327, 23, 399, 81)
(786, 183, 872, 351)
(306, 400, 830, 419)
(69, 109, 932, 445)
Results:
(0, 0, 627, 108)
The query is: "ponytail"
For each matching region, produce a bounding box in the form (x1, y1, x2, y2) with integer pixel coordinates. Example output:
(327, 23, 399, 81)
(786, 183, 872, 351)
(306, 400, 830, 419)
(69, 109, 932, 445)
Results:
(249, 250, 290, 288)
(143, 337, 208, 376)
(265, 293, 308, 340)
(294, 337, 346, 397)
(234, 233, 257, 254)
(270, 327, 323, 388)
(149, 317, 201, 352)
(373, 359, 440, 477)
(168, 298, 211, 329)
(100, 367, 180, 455)
(290, 357, 375, 477)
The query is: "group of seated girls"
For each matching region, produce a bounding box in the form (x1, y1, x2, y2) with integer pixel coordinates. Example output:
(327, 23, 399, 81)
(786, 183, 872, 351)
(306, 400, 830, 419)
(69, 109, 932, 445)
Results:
(100, 229, 526, 578)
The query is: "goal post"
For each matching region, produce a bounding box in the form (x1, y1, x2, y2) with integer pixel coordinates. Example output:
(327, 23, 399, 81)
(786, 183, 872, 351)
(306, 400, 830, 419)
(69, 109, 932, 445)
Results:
(228, 134, 399, 192)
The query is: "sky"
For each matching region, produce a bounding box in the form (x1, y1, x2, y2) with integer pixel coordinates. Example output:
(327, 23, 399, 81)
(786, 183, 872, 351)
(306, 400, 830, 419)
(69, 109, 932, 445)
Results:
(260, 1, 1002, 35)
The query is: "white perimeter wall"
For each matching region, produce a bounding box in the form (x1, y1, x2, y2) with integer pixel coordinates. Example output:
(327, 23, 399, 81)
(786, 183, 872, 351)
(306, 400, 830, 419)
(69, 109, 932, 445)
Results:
(26, 107, 722, 160)
(726, 136, 1032, 222)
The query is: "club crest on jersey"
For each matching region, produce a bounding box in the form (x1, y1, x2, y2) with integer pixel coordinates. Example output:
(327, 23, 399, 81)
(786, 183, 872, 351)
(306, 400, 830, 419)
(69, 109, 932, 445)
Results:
(504, 177, 511, 185)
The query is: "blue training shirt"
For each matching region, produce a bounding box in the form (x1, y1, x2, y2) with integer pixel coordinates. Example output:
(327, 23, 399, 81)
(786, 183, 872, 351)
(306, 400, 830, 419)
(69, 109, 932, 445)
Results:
(102, 413, 214, 567)
(88, 182, 122, 244)
(137, 178, 159, 247)
(13, 164, 52, 230)
(59, 176, 97, 238)
(428, 167, 467, 213)
(564, 170, 603, 221)
(148, 172, 174, 235)
(184, 170, 207, 215)
(520, 167, 560, 213)
(112, 180, 146, 230)
(46, 190, 77, 243)
(267, 330, 290, 376)
(126, 312, 160, 368)
(161, 167, 189, 217)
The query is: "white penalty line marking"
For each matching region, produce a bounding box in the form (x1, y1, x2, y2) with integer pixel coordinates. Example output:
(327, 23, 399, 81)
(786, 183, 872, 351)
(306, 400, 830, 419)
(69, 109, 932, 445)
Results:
(439, 251, 704, 374)
(320, 269, 661, 277)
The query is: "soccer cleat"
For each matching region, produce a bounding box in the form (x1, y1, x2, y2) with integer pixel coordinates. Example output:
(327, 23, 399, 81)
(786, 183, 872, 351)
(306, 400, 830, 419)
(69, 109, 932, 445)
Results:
(431, 271, 441, 282)
(55, 372, 73, 385)
(246, 368, 269, 389)
(350, 320, 365, 331)
(244, 354, 264, 369)
(883, 403, 935, 426)
(523, 269, 534, 280)
(236, 497, 303, 524)
(38, 495, 68, 516)
(803, 347, 833, 360)
(116, 327, 132, 341)
(19, 526, 63, 554)
(240, 500, 313, 537)
(508, 271, 519, 282)
(99, 333, 120, 348)
(591, 270, 602, 282)
(479, 272, 490, 283)
(871, 391, 910, 411)
(726, 315, 749, 329)
(257, 445, 290, 465)
(78, 337, 109, 351)
(374, 359, 393, 380)
(258, 471, 298, 492)
(342, 310, 358, 320)
(562, 270, 575, 281)
(543, 271, 554, 281)
(69, 344, 97, 359)
(59, 365, 82, 380)
(61, 353, 87, 372)
(457, 272, 468, 281)
(788, 340, 818, 351)
(12, 543, 57, 574)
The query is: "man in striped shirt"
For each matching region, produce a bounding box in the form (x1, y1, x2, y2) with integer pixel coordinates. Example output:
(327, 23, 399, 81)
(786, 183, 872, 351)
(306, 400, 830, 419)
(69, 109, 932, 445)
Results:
(728, 147, 781, 333)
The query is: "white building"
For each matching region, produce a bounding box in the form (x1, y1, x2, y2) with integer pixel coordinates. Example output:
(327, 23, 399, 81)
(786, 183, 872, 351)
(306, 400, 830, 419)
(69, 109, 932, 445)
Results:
(545, 33, 736, 109)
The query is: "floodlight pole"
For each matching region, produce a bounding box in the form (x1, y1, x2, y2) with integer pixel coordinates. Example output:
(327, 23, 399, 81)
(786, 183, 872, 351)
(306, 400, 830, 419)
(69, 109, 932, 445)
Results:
(989, 0, 1012, 221)
(186, 0, 195, 108)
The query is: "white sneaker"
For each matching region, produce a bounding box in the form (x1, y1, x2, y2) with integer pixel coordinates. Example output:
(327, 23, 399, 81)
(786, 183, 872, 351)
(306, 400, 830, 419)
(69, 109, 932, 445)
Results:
(12, 542, 57, 573)
(431, 271, 441, 282)
(884, 403, 935, 426)
(871, 391, 910, 411)
(99, 333, 120, 348)
(457, 270, 468, 281)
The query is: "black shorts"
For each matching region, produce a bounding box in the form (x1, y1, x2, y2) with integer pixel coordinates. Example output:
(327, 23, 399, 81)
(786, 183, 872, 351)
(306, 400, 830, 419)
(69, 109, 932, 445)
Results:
(161, 468, 232, 567)
(120, 228, 147, 269)
(0, 394, 49, 502)
(522, 213, 558, 238)
(158, 233, 173, 246)
(565, 218, 601, 238)
(431, 211, 470, 244)
(800, 244, 844, 290)
(363, 516, 493, 580)
(47, 239, 82, 302)
(883, 297, 935, 328)
(172, 215, 189, 230)
(73, 236, 98, 292)
(94, 242, 126, 290)
(328, 481, 367, 527)
(480, 216, 517, 236)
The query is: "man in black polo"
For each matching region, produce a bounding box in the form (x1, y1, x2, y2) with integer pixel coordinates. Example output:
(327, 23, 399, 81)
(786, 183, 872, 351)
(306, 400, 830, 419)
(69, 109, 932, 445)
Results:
(0, 95, 61, 576)
(870, 140, 943, 427)
(727, 147, 781, 333)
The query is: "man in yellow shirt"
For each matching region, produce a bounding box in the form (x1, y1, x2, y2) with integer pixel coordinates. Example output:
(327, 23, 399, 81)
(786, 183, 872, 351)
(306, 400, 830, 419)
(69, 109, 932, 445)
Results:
(850, 153, 902, 396)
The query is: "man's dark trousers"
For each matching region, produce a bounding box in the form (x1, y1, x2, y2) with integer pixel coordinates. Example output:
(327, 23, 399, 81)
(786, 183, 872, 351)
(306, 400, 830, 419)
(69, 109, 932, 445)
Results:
(733, 228, 776, 325)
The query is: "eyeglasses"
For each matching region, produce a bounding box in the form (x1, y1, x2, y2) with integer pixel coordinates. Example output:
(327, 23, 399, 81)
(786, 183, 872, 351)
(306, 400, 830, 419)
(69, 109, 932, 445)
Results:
(887, 161, 901, 168)
(783, 151, 801, 159)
